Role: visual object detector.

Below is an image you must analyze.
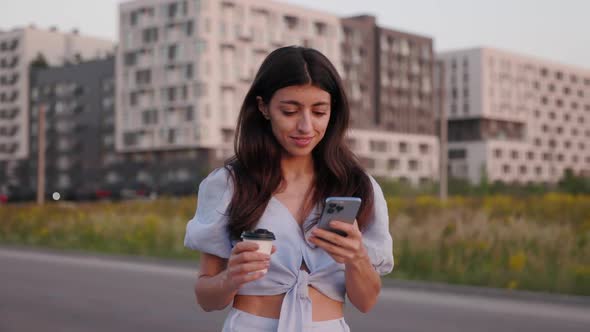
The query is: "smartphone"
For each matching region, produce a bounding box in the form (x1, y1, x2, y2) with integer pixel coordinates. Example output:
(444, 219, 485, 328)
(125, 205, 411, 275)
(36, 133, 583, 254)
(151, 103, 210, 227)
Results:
(317, 197, 362, 237)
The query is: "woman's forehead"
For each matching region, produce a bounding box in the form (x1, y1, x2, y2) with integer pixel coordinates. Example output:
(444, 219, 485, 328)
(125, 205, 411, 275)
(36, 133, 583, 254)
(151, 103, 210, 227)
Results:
(271, 84, 331, 104)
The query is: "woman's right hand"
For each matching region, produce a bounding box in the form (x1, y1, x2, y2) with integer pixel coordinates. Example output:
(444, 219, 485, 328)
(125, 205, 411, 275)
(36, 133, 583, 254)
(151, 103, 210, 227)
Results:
(222, 241, 275, 292)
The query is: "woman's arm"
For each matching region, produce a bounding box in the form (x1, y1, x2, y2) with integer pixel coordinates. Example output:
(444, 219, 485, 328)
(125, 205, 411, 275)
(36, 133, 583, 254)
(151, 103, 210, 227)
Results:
(309, 221, 381, 313)
(195, 242, 272, 311)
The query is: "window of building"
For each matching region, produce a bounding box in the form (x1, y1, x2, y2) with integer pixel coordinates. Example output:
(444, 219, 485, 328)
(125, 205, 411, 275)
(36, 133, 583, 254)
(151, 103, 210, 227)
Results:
(494, 149, 502, 158)
(168, 2, 178, 18)
(124, 52, 136, 66)
(556, 99, 563, 107)
(346, 138, 356, 149)
(284, 15, 298, 30)
(449, 149, 466, 159)
(408, 159, 419, 170)
(388, 159, 399, 170)
(527, 151, 535, 160)
(360, 157, 375, 169)
(399, 142, 408, 153)
(369, 140, 387, 152)
(555, 71, 563, 80)
(136, 69, 151, 85)
(419, 144, 429, 154)
(186, 20, 194, 36)
(168, 44, 177, 61)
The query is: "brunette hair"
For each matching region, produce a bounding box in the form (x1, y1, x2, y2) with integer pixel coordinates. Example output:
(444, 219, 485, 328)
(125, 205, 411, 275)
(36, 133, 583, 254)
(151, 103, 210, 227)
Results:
(224, 46, 374, 240)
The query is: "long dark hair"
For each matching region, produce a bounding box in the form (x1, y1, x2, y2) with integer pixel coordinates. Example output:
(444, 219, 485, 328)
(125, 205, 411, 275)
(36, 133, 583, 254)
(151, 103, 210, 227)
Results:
(224, 46, 374, 240)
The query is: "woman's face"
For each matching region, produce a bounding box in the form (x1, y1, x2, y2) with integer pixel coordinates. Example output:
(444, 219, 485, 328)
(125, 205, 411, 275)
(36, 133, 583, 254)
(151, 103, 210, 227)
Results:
(258, 84, 332, 158)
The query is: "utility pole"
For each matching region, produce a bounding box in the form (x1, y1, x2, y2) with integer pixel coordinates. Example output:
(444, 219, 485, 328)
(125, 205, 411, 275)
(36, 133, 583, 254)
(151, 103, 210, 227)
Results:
(437, 60, 448, 201)
(36, 104, 46, 205)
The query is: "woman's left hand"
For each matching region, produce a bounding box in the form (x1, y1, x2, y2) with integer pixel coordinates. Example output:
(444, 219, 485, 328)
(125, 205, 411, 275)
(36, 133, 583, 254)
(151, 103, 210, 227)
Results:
(309, 220, 368, 266)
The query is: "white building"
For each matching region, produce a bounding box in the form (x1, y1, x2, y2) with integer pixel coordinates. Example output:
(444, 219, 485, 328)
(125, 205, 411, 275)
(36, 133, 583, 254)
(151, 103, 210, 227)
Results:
(116, 0, 342, 158)
(348, 128, 439, 185)
(0, 26, 115, 161)
(438, 47, 590, 184)
(117, 0, 440, 184)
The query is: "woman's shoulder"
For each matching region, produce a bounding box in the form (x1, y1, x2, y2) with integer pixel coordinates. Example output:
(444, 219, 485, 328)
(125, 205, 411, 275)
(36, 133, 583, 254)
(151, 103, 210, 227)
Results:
(363, 172, 384, 197)
(200, 166, 234, 193)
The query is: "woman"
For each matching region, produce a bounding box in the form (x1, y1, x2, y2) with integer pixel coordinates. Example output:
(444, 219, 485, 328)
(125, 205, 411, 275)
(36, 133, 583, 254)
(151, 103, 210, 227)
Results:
(184, 46, 393, 331)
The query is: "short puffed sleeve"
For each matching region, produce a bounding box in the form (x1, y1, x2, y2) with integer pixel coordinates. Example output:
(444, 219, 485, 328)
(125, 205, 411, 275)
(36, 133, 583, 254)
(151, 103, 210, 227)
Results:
(362, 175, 394, 275)
(184, 168, 234, 258)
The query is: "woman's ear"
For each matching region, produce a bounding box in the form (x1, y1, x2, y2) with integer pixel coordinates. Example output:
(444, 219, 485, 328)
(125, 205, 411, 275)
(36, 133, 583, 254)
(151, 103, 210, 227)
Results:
(256, 96, 270, 120)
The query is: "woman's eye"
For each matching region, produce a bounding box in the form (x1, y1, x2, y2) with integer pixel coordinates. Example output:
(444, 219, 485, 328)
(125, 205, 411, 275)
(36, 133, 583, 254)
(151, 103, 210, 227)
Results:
(281, 110, 297, 116)
(313, 111, 327, 116)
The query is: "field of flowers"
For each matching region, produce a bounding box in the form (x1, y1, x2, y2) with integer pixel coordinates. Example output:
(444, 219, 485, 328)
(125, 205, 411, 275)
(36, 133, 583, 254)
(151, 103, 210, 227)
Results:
(1, 193, 589, 295)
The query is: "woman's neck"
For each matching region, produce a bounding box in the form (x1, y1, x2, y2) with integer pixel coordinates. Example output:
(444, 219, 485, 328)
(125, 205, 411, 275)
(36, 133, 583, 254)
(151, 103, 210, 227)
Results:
(280, 155, 314, 182)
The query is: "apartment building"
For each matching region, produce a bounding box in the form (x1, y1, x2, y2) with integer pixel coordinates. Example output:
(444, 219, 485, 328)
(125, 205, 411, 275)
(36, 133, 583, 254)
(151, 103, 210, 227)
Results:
(117, 1, 440, 184)
(438, 48, 590, 184)
(341, 15, 439, 182)
(116, 0, 341, 162)
(0, 26, 114, 163)
(348, 128, 439, 184)
(1, 57, 210, 200)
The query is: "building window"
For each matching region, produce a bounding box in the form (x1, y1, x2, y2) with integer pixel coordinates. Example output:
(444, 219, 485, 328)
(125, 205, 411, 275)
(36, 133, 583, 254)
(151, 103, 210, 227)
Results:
(284, 15, 298, 30)
(136, 69, 151, 85)
(408, 159, 419, 170)
(527, 151, 535, 160)
(449, 149, 466, 159)
(360, 157, 375, 169)
(419, 144, 429, 154)
(388, 159, 399, 170)
(399, 142, 408, 153)
(346, 138, 356, 149)
(124, 52, 136, 66)
(555, 71, 563, 80)
(168, 44, 177, 61)
(369, 140, 387, 152)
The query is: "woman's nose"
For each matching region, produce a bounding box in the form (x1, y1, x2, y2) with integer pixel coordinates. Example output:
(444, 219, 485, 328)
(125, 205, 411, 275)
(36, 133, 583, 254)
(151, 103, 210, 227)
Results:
(297, 112, 312, 132)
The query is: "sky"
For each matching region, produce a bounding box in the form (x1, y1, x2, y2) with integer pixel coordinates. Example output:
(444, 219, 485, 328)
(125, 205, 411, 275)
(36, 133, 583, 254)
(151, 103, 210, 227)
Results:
(1, 0, 589, 69)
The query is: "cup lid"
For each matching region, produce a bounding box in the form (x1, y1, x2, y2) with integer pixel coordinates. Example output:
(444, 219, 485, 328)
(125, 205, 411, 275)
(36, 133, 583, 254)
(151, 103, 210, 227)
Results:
(241, 228, 276, 240)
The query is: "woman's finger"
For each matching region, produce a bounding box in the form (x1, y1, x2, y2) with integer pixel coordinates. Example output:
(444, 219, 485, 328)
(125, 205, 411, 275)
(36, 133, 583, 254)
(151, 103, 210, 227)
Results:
(309, 235, 355, 260)
(311, 227, 357, 250)
(229, 261, 270, 275)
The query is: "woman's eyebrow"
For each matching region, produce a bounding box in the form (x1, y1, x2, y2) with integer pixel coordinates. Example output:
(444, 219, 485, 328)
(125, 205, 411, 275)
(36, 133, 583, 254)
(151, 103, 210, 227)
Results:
(279, 100, 330, 107)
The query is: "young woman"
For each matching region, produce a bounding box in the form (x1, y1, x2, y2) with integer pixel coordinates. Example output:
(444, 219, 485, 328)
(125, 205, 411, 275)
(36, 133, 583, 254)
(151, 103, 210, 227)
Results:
(184, 46, 393, 332)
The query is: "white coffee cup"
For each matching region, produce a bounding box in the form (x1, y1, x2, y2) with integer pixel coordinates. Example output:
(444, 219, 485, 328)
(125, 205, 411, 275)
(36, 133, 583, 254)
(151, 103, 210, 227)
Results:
(241, 229, 275, 273)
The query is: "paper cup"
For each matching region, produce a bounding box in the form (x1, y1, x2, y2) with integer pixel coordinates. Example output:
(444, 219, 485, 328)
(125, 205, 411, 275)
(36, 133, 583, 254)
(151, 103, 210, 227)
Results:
(241, 229, 275, 273)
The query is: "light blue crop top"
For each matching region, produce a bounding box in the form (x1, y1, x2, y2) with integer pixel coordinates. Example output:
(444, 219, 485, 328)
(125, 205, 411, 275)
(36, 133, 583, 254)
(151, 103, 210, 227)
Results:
(184, 168, 394, 331)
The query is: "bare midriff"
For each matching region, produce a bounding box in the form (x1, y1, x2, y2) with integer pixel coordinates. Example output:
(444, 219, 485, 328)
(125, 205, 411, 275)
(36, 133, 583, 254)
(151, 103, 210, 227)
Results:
(232, 286, 344, 321)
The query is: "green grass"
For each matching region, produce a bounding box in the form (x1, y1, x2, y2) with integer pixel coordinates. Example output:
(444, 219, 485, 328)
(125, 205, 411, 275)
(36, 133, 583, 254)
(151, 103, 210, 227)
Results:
(1, 193, 589, 296)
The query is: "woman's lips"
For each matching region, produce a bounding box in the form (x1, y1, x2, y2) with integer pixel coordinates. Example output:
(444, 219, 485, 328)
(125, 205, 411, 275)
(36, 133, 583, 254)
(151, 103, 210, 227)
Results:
(291, 136, 313, 147)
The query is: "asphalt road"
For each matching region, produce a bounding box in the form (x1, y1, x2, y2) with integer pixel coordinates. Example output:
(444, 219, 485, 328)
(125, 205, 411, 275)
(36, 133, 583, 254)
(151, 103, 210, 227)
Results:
(1, 248, 588, 332)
